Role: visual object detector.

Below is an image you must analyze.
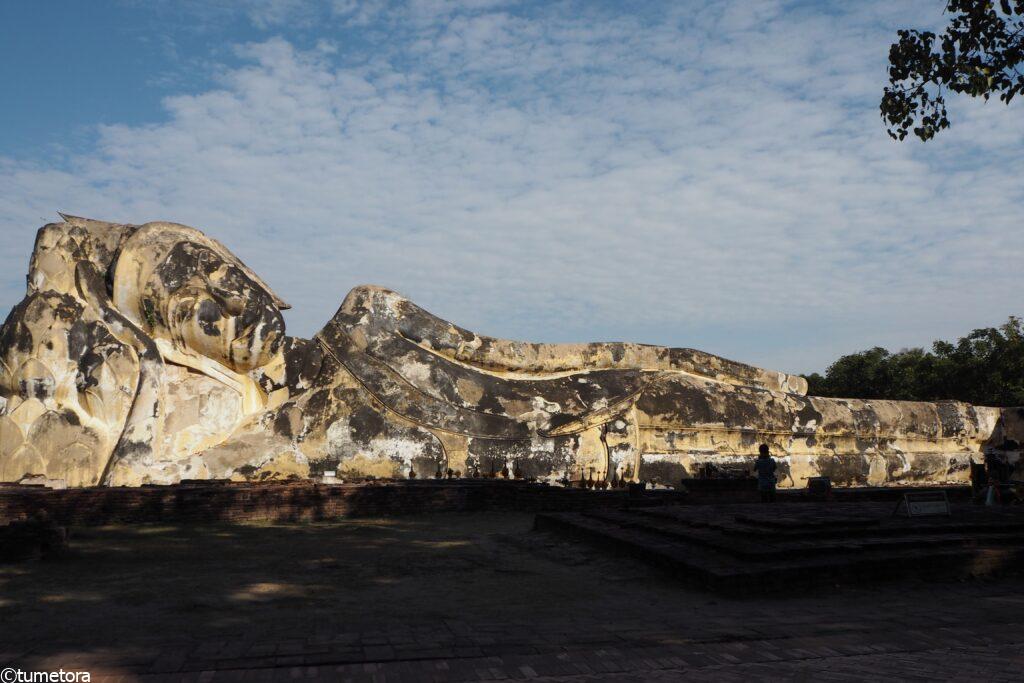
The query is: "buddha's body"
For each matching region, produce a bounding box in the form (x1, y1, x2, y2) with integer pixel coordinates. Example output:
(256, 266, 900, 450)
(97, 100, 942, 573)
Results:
(1, 217, 1021, 488)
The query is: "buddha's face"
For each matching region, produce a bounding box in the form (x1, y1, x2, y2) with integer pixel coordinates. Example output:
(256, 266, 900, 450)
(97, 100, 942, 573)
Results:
(151, 242, 285, 372)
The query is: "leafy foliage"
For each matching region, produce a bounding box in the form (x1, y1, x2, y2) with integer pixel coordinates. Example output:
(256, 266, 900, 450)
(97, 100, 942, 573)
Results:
(804, 316, 1024, 406)
(881, 1, 1024, 141)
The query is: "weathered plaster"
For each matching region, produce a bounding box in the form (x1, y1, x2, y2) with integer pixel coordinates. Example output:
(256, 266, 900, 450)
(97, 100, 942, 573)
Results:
(1, 216, 1021, 488)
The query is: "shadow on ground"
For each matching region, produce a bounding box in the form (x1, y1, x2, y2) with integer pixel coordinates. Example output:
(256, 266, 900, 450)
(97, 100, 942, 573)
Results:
(1, 511, 1022, 679)
(1, 514, 654, 661)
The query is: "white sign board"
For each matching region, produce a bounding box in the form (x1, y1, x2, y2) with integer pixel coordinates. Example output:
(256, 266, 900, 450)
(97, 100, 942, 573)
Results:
(907, 499, 949, 516)
(903, 492, 950, 517)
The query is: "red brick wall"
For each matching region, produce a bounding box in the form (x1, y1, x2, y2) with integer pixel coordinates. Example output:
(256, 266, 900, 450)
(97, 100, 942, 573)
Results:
(0, 480, 686, 526)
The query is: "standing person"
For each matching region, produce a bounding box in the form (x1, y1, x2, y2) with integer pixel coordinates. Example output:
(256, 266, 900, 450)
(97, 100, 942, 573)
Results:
(754, 444, 777, 503)
(983, 447, 1009, 505)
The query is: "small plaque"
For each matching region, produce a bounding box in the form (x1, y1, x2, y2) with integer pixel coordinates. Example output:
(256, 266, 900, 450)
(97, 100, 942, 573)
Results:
(901, 491, 950, 517)
(908, 500, 948, 515)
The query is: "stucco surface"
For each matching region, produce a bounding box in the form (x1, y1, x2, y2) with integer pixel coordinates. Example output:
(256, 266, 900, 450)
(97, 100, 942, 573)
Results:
(1, 217, 1020, 487)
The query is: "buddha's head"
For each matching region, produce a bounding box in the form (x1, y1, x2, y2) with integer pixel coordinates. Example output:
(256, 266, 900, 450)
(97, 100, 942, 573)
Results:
(113, 223, 288, 373)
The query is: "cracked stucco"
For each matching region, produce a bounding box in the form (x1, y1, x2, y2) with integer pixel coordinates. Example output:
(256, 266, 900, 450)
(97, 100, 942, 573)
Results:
(1, 216, 1020, 488)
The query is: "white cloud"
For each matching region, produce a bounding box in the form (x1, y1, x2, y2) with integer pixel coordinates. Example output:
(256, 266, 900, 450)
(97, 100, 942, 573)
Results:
(1, 1, 1022, 375)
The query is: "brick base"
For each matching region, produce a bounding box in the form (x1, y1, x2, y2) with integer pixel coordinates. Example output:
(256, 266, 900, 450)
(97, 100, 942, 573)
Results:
(0, 480, 687, 526)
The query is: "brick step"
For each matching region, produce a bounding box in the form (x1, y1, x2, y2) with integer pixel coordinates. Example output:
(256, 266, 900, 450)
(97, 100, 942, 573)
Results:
(635, 506, 1024, 541)
(535, 510, 1024, 595)
(732, 512, 881, 529)
(584, 509, 1024, 561)
(641, 514, 893, 540)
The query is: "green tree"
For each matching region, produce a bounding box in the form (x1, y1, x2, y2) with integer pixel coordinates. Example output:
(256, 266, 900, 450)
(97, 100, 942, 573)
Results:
(881, 1, 1024, 141)
(804, 316, 1024, 406)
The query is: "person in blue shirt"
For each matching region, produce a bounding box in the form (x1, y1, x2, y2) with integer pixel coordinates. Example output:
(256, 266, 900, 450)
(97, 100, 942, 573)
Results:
(754, 443, 777, 503)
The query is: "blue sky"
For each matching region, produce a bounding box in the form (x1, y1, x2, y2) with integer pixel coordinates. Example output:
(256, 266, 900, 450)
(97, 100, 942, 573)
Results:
(1, 0, 1022, 375)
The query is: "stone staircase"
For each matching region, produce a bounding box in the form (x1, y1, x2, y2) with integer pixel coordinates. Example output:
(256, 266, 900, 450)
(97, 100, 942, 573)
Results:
(535, 502, 1024, 595)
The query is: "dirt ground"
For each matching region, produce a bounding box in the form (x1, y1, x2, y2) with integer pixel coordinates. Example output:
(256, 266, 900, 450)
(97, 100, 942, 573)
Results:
(2, 512, 1023, 681)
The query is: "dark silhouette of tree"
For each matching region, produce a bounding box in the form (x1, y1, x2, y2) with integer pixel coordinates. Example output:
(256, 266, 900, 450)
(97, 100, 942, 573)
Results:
(804, 316, 1024, 406)
(881, 1, 1024, 141)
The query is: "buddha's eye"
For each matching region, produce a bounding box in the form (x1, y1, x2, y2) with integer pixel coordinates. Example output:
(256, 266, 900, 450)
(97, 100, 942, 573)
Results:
(197, 249, 217, 269)
(209, 286, 246, 316)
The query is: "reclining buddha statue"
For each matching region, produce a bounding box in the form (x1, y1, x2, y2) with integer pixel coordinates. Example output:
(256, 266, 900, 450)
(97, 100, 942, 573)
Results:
(0, 216, 1020, 487)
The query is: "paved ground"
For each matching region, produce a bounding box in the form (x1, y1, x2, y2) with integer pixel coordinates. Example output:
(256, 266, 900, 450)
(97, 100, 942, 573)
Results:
(1, 511, 1022, 681)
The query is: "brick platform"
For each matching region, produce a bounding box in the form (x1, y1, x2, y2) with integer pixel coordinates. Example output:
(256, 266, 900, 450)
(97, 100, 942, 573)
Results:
(536, 502, 1024, 594)
(0, 479, 976, 528)
(0, 480, 687, 526)
(680, 478, 973, 504)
